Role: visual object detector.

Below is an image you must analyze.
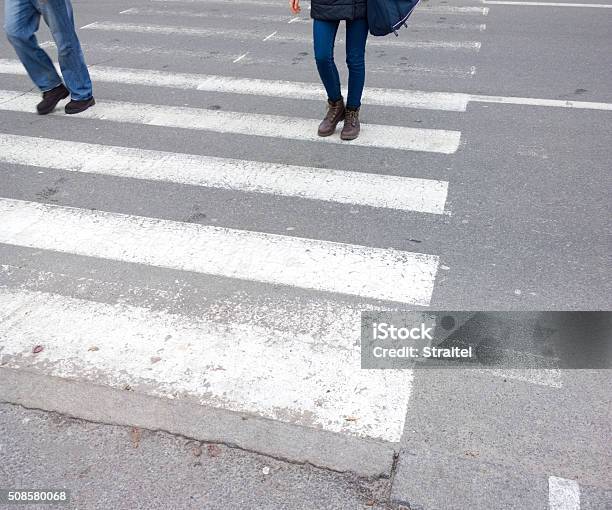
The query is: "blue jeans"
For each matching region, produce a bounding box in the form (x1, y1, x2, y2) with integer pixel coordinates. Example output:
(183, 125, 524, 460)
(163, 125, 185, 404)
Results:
(313, 18, 368, 110)
(4, 0, 92, 100)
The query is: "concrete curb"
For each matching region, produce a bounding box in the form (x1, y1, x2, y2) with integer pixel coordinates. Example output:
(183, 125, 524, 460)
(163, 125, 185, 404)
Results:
(0, 367, 397, 478)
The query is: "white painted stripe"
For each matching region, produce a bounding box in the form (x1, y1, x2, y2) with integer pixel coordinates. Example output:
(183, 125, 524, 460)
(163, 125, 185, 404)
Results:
(5, 60, 608, 111)
(121, 7, 296, 23)
(409, 22, 488, 31)
(549, 476, 581, 510)
(233, 53, 248, 63)
(38, 40, 263, 66)
(0, 58, 470, 112)
(0, 134, 449, 214)
(0, 90, 462, 154)
(0, 199, 439, 304)
(37, 41, 477, 78)
(484, 0, 611, 6)
(371, 62, 478, 78)
(470, 94, 612, 111)
(478, 368, 563, 388)
(417, 5, 490, 13)
(362, 38, 479, 51)
(81, 21, 482, 51)
(0, 263, 384, 352)
(0, 287, 413, 442)
(120, 7, 487, 31)
(153, 0, 489, 13)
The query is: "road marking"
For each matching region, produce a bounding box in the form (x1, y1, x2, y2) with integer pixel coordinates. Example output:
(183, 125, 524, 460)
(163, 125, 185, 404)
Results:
(121, 7, 296, 23)
(0, 134, 449, 214)
(549, 476, 580, 510)
(0, 199, 439, 304)
(471, 94, 612, 110)
(420, 6, 489, 14)
(4, 60, 608, 112)
(478, 368, 563, 388)
(0, 263, 384, 351)
(80, 21, 482, 51)
(153, 0, 490, 14)
(37, 41, 477, 79)
(0, 287, 413, 442)
(262, 31, 277, 42)
(484, 0, 611, 6)
(0, 89, 462, 154)
(6, 60, 610, 111)
(119, 7, 487, 31)
(0, 58, 470, 111)
(38, 41, 275, 69)
(232, 52, 249, 63)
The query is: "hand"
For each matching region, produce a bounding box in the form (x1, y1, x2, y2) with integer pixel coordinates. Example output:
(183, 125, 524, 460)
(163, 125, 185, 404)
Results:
(289, 0, 301, 14)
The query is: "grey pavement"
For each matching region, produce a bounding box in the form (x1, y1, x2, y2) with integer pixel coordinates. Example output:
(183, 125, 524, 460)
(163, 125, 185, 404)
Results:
(0, 0, 611, 508)
(0, 403, 390, 510)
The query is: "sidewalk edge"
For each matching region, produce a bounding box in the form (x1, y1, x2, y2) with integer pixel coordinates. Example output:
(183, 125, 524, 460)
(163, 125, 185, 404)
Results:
(0, 367, 397, 478)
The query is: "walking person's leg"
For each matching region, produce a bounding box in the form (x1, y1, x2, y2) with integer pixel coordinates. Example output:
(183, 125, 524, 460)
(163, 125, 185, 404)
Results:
(313, 19, 345, 137)
(341, 18, 369, 140)
(38, 0, 94, 113)
(4, 0, 69, 114)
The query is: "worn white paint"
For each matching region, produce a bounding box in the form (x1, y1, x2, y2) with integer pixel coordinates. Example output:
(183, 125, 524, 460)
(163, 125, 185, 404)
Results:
(484, 0, 611, 7)
(0, 287, 413, 442)
(81, 21, 482, 51)
(38, 40, 257, 66)
(121, 7, 296, 23)
(232, 53, 248, 63)
(5, 59, 609, 111)
(36, 41, 478, 78)
(0, 58, 470, 111)
(0, 263, 381, 351)
(418, 5, 490, 14)
(0, 199, 439, 304)
(471, 94, 612, 111)
(153, 0, 490, 14)
(0, 134, 449, 214)
(549, 476, 581, 510)
(121, 7, 487, 30)
(0, 89, 462, 154)
(477, 368, 563, 388)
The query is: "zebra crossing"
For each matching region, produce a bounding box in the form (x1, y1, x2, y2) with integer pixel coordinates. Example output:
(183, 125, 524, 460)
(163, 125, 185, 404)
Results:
(0, 0, 484, 453)
(0, 90, 461, 152)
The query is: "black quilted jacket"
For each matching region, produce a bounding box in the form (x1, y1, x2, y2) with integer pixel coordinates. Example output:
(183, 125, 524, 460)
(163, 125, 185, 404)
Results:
(310, 0, 367, 21)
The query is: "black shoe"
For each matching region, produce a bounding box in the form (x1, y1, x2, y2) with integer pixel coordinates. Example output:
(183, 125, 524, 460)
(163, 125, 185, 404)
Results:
(37, 84, 69, 115)
(65, 97, 96, 115)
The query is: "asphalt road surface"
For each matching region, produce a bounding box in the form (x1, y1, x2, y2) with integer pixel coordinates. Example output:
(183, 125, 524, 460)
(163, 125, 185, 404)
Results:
(0, 0, 610, 508)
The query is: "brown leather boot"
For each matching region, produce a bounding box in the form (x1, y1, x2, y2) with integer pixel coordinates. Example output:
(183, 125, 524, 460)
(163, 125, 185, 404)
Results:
(341, 108, 360, 141)
(317, 98, 345, 137)
(36, 84, 69, 115)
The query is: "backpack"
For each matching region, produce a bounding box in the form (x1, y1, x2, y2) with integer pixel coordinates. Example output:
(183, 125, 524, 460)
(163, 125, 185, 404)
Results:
(367, 0, 421, 37)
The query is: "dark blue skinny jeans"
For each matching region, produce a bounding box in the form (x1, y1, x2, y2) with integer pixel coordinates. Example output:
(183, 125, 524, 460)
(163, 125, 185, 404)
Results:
(313, 18, 368, 110)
